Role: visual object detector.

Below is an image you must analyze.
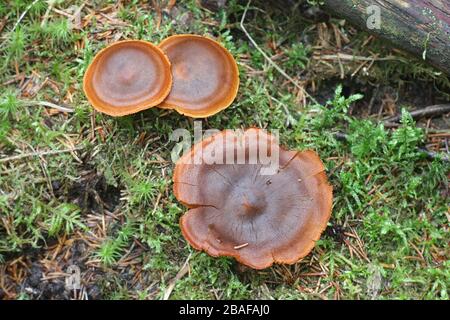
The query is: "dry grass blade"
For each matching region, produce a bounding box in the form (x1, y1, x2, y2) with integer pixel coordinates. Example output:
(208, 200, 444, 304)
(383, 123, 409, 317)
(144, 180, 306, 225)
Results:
(240, 0, 319, 106)
(22, 100, 75, 113)
(0, 146, 83, 163)
(163, 253, 191, 300)
(11, 0, 40, 33)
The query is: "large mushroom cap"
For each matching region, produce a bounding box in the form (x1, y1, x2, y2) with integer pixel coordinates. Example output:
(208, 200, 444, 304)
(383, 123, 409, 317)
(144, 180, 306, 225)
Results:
(158, 35, 239, 118)
(83, 40, 172, 116)
(173, 129, 333, 269)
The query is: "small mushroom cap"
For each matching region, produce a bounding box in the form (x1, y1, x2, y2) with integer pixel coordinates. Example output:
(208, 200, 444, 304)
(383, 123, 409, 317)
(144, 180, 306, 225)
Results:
(158, 35, 239, 118)
(173, 129, 333, 269)
(83, 40, 172, 116)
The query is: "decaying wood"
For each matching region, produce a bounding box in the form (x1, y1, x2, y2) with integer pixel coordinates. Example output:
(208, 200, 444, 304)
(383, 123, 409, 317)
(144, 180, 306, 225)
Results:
(321, 0, 450, 75)
(384, 104, 450, 122)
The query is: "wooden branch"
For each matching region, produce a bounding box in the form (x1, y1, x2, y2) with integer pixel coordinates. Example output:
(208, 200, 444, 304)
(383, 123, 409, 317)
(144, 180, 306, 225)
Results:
(0, 147, 83, 163)
(384, 104, 450, 123)
(321, 0, 450, 75)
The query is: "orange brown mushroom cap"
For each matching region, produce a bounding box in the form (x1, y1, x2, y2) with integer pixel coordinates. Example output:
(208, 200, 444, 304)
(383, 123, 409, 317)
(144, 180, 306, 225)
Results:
(158, 35, 239, 118)
(173, 128, 333, 269)
(83, 40, 172, 116)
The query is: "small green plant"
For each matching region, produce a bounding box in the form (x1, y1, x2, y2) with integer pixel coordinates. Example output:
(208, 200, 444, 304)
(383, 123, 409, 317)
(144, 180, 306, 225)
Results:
(0, 89, 20, 118)
(312, 85, 364, 129)
(284, 43, 310, 70)
(46, 203, 85, 236)
(0, 0, 448, 300)
(97, 221, 135, 266)
(129, 176, 167, 206)
(42, 18, 74, 46)
(6, 27, 26, 64)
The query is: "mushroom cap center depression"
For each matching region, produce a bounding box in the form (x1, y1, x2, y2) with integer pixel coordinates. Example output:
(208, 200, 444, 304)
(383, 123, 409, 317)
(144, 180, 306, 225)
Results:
(185, 158, 317, 246)
(160, 38, 233, 105)
(170, 53, 222, 101)
(173, 62, 190, 80)
(117, 65, 138, 84)
(228, 186, 267, 218)
(93, 47, 161, 106)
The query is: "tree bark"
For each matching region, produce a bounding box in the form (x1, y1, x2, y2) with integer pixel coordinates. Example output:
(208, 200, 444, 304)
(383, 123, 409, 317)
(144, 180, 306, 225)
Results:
(321, 0, 450, 75)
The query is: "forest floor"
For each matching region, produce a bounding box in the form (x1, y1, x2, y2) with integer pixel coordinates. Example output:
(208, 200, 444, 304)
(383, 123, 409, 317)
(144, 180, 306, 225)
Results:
(0, 0, 449, 300)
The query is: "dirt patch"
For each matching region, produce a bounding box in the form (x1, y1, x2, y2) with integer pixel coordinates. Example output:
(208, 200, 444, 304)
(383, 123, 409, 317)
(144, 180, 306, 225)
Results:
(22, 263, 69, 300)
(65, 170, 121, 214)
(314, 75, 448, 117)
(6, 239, 107, 300)
(324, 222, 346, 244)
(1, 170, 121, 300)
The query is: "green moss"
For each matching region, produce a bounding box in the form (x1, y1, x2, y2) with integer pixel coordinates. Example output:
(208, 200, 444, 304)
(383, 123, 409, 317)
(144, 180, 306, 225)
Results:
(0, 0, 448, 300)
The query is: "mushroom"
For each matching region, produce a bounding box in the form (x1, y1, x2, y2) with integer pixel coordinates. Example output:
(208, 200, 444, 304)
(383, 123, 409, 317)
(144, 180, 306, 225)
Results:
(158, 34, 239, 118)
(83, 40, 172, 116)
(173, 128, 333, 269)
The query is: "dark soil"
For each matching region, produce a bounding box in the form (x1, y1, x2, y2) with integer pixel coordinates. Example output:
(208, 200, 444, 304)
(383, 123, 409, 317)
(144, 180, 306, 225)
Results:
(66, 170, 121, 213)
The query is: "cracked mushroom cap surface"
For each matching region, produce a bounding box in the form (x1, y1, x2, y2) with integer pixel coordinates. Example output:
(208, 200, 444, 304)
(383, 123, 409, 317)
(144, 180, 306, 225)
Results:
(83, 40, 172, 116)
(173, 128, 333, 269)
(158, 34, 239, 118)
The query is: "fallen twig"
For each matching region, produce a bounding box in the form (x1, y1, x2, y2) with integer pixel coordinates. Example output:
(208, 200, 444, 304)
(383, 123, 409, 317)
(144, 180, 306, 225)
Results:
(315, 53, 401, 62)
(0, 146, 83, 163)
(384, 104, 450, 123)
(22, 100, 74, 113)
